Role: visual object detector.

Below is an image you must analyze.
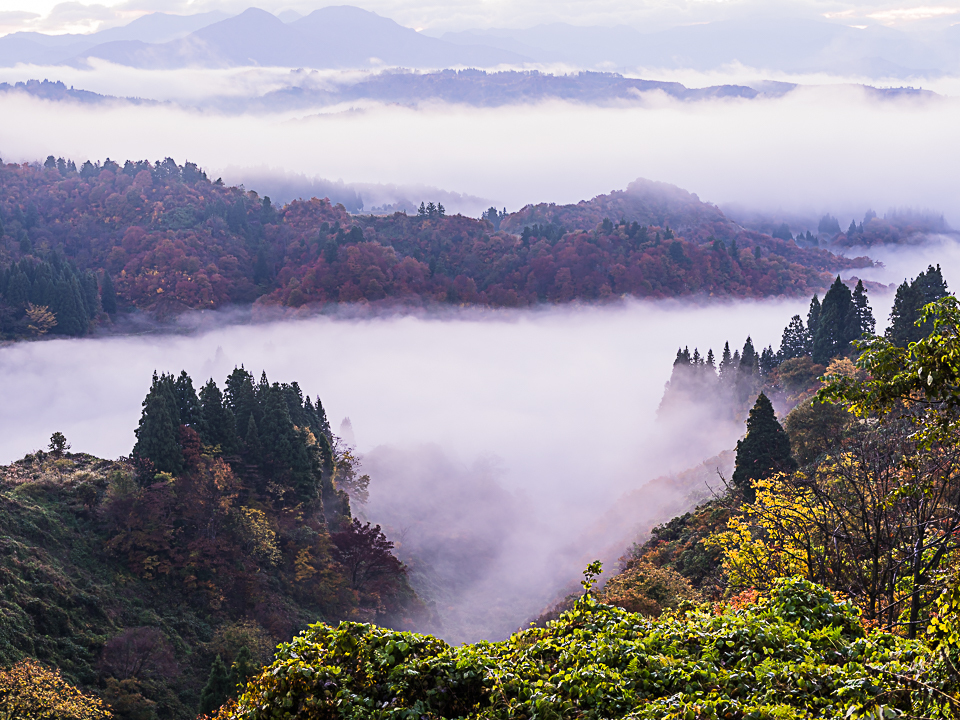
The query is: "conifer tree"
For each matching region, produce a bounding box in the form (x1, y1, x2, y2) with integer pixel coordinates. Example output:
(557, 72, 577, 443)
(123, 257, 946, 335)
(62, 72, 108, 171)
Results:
(811, 277, 859, 364)
(732, 393, 797, 503)
(199, 379, 238, 453)
(779, 315, 809, 361)
(718, 342, 735, 386)
(230, 646, 255, 694)
(100, 272, 117, 315)
(199, 655, 233, 715)
(886, 265, 949, 347)
(244, 415, 262, 463)
(226, 367, 258, 435)
(174, 370, 200, 427)
(735, 337, 759, 405)
(758, 346, 777, 374)
(807, 295, 821, 344)
(852, 279, 875, 336)
(132, 372, 183, 475)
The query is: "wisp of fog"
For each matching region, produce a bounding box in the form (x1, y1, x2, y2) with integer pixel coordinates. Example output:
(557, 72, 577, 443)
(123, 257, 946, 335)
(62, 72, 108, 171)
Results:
(0, 83, 959, 222)
(0, 297, 820, 640)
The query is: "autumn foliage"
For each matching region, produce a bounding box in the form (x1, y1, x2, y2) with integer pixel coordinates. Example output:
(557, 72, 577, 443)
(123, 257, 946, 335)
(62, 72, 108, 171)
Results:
(0, 159, 872, 340)
(0, 659, 110, 719)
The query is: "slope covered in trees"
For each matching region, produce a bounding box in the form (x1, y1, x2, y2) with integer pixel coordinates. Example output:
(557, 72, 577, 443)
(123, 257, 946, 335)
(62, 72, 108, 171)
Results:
(191, 290, 960, 719)
(0, 367, 417, 719)
(0, 158, 874, 340)
(215, 573, 960, 720)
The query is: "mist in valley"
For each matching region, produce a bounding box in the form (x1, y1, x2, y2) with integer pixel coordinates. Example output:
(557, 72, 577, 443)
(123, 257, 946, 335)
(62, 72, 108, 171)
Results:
(1, 2, 960, 645)
(0, 81, 959, 223)
(0, 296, 829, 640)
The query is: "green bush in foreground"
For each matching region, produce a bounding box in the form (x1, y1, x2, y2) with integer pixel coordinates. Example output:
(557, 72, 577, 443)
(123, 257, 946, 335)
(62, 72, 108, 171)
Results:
(217, 576, 959, 720)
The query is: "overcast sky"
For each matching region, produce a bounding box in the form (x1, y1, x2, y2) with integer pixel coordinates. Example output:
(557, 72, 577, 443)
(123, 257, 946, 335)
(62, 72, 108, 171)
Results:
(0, 0, 958, 36)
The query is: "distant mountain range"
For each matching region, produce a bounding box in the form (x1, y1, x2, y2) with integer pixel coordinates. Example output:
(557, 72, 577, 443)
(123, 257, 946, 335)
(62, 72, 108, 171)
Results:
(0, 72, 934, 117)
(0, 6, 956, 77)
(0, 7, 522, 70)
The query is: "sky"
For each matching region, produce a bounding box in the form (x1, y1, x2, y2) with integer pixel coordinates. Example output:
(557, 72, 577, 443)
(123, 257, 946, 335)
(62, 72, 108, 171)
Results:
(1, 0, 959, 35)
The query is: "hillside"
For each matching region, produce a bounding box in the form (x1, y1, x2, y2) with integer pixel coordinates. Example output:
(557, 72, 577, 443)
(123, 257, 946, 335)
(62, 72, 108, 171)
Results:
(0, 366, 420, 719)
(213, 578, 957, 720)
(0, 157, 874, 341)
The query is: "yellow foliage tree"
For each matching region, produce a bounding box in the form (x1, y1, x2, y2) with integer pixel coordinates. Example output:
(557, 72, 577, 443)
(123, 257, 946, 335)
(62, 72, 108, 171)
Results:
(24, 303, 57, 337)
(235, 507, 281, 567)
(708, 473, 820, 591)
(0, 659, 111, 719)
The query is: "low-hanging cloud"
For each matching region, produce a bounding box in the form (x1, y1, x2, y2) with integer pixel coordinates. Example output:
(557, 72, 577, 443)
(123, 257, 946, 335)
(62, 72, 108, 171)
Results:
(0, 298, 815, 638)
(0, 250, 949, 640)
(1, 83, 958, 223)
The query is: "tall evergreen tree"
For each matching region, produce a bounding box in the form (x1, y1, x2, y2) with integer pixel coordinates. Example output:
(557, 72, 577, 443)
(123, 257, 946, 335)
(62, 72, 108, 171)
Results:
(732, 393, 797, 503)
(132, 372, 183, 475)
(886, 265, 949, 347)
(735, 337, 759, 405)
(314, 396, 333, 441)
(199, 655, 233, 715)
(779, 315, 809, 361)
(174, 370, 200, 427)
(231, 646, 255, 694)
(718, 342, 735, 386)
(244, 415, 262, 464)
(260, 383, 315, 499)
(100, 272, 117, 315)
(758, 345, 777, 375)
(811, 277, 859, 364)
(851, 279, 875, 337)
(198, 379, 238, 453)
(807, 295, 821, 344)
(226, 367, 258, 435)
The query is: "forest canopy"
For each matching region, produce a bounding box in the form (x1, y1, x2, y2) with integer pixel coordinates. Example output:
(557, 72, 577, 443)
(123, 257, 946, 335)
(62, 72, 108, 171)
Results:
(0, 157, 873, 340)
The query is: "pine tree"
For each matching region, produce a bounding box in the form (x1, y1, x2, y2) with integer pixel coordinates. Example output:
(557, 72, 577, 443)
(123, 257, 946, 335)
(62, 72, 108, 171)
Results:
(260, 384, 315, 499)
(851, 279, 875, 336)
(100, 272, 117, 315)
(807, 295, 821, 344)
(244, 415, 262, 463)
(132, 372, 183, 475)
(759, 345, 777, 374)
(315, 396, 333, 441)
(199, 379, 238, 453)
(732, 393, 797, 503)
(199, 655, 233, 715)
(174, 370, 200, 427)
(735, 337, 759, 405)
(811, 277, 859, 364)
(718, 342, 735, 386)
(778, 315, 809, 361)
(260, 384, 296, 465)
(230, 646, 255, 694)
(226, 367, 258, 435)
(886, 265, 949, 347)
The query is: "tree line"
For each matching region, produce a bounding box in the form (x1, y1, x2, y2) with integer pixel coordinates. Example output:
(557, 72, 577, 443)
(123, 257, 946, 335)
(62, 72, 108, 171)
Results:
(0, 254, 108, 338)
(0, 156, 869, 337)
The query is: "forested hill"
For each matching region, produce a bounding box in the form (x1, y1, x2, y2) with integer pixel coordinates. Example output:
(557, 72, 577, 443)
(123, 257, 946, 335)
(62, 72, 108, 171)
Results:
(0, 158, 870, 340)
(0, 366, 420, 718)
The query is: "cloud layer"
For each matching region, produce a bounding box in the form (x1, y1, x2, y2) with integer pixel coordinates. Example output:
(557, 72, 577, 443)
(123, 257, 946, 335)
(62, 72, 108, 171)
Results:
(1, 85, 958, 223)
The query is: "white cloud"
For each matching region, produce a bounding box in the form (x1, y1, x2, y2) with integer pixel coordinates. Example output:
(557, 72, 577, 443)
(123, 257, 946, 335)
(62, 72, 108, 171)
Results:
(1, 0, 959, 37)
(0, 82, 958, 223)
(867, 5, 960, 21)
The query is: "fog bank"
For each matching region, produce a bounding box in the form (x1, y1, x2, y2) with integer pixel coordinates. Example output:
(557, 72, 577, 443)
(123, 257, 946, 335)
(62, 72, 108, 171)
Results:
(0, 298, 815, 638)
(1, 86, 958, 223)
